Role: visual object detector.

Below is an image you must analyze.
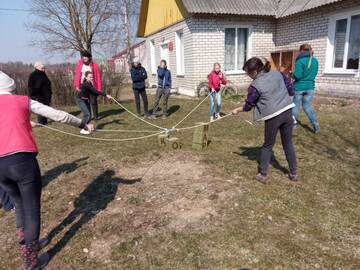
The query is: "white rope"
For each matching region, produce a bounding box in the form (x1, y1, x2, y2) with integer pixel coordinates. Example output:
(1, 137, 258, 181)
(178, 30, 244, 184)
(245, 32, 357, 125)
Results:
(37, 124, 165, 142)
(110, 97, 167, 131)
(97, 129, 159, 133)
(172, 94, 210, 129)
(175, 113, 233, 131)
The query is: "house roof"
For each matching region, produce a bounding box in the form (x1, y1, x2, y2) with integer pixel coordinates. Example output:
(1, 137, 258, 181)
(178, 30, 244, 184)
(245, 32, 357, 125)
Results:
(277, 0, 343, 17)
(181, 0, 277, 16)
(181, 0, 344, 18)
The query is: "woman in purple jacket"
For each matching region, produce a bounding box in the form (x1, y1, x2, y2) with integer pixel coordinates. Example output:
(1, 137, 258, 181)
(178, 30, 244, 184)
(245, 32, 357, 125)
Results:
(232, 57, 298, 184)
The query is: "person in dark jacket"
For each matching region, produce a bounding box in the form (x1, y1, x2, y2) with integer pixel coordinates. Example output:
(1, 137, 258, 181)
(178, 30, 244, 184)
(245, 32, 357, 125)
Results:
(76, 71, 112, 135)
(150, 60, 172, 119)
(28, 62, 52, 125)
(130, 57, 150, 117)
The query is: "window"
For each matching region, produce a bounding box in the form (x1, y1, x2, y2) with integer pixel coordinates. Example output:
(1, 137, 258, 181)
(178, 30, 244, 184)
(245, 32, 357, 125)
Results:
(150, 40, 156, 74)
(326, 11, 360, 73)
(175, 30, 185, 75)
(224, 27, 249, 72)
(160, 42, 169, 68)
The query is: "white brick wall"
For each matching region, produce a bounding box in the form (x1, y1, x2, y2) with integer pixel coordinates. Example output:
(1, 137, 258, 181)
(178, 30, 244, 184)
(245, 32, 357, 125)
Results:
(145, 15, 276, 95)
(145, 19, 195, 95)
(275, 0, 360, 97)
(144, 0, 360, 97)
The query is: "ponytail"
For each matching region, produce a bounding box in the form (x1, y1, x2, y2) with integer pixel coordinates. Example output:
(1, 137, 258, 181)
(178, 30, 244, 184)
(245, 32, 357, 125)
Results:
(243, 57, 271, 74)
(300, 44, 313, 69)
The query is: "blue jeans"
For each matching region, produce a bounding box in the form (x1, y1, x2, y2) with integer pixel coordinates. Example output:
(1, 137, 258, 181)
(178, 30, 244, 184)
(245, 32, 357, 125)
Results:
(76, 97, 91, 125)
(209, 91, 221, 116)
(292, 90, 318, 126)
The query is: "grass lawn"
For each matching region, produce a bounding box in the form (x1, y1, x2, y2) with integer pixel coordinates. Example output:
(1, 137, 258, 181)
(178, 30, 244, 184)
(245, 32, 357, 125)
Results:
(0, 92, 359, 270)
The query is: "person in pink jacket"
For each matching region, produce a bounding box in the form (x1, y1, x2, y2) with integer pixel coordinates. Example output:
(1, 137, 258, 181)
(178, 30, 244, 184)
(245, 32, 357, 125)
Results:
(208, 63, 227, 122)
(74, 51, 103, 120)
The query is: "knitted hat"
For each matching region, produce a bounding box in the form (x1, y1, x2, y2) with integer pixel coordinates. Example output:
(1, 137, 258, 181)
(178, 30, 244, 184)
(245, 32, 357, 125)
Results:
(0, 71, 16, 93)
(133, 57, 140, 64)
(34, 61, 45, 70)
(81, 50, 92, 58)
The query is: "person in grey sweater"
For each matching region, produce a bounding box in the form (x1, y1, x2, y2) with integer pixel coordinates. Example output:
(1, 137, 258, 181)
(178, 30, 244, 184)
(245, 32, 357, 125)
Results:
(232, 57, 298, 184)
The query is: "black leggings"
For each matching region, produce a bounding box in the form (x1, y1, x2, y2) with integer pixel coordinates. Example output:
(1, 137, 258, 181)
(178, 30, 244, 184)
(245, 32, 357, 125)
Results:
(0, 153, 42, 244)
(260, 109, 297, 175)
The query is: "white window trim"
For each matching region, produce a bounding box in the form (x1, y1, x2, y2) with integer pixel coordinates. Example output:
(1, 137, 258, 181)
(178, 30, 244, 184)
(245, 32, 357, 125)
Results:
(223, 25, 253, 75)
(159, 40, 170, 69)
(324, 9, 360, 75)
(149, 40, 157, 75)
(175, 30, 185, 76)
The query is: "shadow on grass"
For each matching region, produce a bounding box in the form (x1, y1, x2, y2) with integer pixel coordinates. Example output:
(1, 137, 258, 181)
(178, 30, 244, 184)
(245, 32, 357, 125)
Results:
(99, 108, 126, 119)
(42, 157, 89, 188)
(150, 105, 181, 116)
(297, 120, 314, 133)
(235, 147, 288, 174)
(69, 110, 81, 117)
(46, 170, 142, 261)
(167, 105, 180, 116)
(97, 119, 125, 129)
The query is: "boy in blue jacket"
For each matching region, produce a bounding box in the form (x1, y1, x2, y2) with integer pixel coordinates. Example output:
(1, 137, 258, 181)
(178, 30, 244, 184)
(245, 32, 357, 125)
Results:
(151, 60, 172, 119)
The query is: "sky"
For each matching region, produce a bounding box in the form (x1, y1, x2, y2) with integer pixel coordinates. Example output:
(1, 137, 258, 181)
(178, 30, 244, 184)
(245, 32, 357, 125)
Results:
(0, 0, 140, 64)
(0, 0, 68, 63)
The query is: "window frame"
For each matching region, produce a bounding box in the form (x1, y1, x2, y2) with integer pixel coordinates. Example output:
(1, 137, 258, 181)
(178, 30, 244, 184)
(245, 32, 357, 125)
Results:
(175, 30, 185, 76)
(159, 40, 171, 70)
(325, 9, 360, 75)
(149, 40, 157, 75)
(223, 25, 252, 75)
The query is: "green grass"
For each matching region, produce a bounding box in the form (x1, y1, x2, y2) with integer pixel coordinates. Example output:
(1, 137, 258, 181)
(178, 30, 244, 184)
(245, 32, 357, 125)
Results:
(0, 93, 359, 270)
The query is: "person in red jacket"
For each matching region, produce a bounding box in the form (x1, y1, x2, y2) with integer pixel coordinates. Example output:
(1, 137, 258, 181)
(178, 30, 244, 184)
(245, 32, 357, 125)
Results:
(0, 71, 94, 270)
(208, 63, 227, 122)
(74, 51, 103, 120)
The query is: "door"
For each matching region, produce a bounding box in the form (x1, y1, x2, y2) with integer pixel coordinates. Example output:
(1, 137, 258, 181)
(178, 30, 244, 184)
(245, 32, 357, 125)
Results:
(160, 43, 170, 68)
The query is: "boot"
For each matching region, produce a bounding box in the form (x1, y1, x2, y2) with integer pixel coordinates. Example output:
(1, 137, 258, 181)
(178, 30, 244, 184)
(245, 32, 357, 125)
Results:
(17, 228, 50, 249)
(20, 240, 50, 270)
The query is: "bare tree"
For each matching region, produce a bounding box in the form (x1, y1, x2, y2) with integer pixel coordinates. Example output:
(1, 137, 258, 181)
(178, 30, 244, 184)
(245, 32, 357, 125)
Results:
(119, 0, 140, 64)
(30, 0, 119, 56)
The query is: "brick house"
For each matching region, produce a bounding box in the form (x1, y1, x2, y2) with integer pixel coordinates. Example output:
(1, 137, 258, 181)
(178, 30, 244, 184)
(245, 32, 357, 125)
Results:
(108, 41, 148, 73)
(137, 0, 360, 97)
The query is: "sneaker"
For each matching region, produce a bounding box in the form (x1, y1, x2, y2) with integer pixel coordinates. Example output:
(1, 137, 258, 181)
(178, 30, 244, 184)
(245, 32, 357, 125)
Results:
(210, 116, 214, 122)
(256, 173, 268, 184)
(216, 113, 222, 119)
(288, 173, 299, 182)
(80, 129, 91, 135)
(149, 115, 156, 119)
(162, 115, 168, 119)
(313, 124, 321, 134)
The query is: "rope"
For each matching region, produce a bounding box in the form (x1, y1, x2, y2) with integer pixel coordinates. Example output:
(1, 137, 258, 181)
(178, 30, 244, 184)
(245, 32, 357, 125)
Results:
(97, 129, 160, 133)
(172, 94, 210, 129)
(175, 113, 233, 132)
(110, 97, 167, 131)
(37, 124, 165, 142)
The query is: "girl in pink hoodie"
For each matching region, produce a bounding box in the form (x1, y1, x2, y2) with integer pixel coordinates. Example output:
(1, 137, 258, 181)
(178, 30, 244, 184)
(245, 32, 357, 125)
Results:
(208, 63, 227, 122)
